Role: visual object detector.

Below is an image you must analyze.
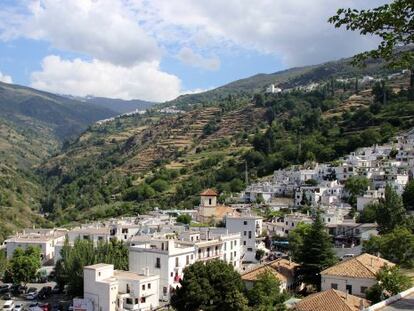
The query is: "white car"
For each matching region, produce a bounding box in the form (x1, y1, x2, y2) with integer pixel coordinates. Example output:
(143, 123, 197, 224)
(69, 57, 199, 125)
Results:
(25, 292, 38, 300)
(13, 304, 23, 311)
(2, 300, 14, 311)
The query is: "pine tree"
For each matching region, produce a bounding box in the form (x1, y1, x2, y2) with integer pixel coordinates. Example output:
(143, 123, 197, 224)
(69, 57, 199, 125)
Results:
(298, 211, 337, 289)
(376, 184, 407, 234)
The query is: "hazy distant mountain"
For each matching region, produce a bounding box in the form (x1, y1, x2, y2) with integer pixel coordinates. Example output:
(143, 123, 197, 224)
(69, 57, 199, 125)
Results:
(84, 96, 156, 114)
(0, 82, 117, 140)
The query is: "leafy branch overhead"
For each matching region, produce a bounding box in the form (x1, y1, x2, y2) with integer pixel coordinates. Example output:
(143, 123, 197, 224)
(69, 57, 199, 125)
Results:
(329, 0, 414, 70)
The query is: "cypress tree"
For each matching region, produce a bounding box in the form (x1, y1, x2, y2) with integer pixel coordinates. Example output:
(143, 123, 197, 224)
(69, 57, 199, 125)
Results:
(299, 211, 337, 290)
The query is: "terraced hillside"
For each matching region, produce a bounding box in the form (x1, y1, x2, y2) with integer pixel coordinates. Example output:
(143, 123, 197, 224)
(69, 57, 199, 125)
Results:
(40, 69, 414, 225)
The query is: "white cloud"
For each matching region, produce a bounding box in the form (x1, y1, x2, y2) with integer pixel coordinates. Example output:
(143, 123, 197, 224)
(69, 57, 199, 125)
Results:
(177, 47, 220, 71)
(133, 0, 389, 66)
(180, 87, 214, 96)
(0, 71, 13, 84)
(5, 0, 161, 66)
(30, 56, 181, 102)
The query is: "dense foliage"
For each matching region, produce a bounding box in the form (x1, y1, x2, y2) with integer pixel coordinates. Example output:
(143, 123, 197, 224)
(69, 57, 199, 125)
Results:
(365, 266, 413, 303)
(5, 246, 41, 285)
(288, 213, 336, 290)
(54, 238, 128, 296)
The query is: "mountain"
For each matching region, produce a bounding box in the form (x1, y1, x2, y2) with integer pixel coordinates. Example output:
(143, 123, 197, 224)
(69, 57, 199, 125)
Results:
(0, 51, 412, 237)
(164, 56, 394, 110)
(0, 82, 118, 239)
(0, 82, 117, 141)
(83, 97, 156, 114)
(39, 59, 413, 225)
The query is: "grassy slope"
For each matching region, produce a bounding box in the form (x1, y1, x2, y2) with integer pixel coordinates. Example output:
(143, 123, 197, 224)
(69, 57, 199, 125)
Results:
(0, 82, 118, 239)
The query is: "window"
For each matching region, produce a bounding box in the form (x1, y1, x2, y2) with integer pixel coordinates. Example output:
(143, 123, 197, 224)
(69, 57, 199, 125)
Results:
(248, 231, 252, 239)
(163, 287, 167, 295)
(142, 284, 145, 290)
(243, 221, 247, 225)
(122, 228, 128, 234)
(346, 284, 352, 294)
(360, 286, 367, 294)
(331, 283, 338, 290)
(231, 241, 233, 249)
(134, 298, 138, 304)
(234, 240, 237, 246)
(175, 257, 179, 267)
(140, 297, 146, 303)
(148, 283, 151, 289)
(209, 198, 212, 205)
(126, 284, 130, 293)
(98, 272, 101, 277)
(155, 257, 161, 268)
(243, 231, 247, 236)
(186, 255, 189, 265)
(243, 241, 246, 246)
(247, 248, 253, 252)
(171, 272, 173, 277)
(126, 298, 133, 305)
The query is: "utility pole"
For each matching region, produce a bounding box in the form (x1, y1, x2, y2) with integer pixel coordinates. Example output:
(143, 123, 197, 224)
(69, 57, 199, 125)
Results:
(244, 161, 249, 186)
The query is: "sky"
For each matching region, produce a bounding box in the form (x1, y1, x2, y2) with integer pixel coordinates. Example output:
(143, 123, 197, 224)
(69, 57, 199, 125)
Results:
(0, 0, 389, 102)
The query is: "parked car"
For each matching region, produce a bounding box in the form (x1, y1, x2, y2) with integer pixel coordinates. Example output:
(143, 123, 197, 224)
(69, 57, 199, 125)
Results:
(38, 287, 52, 300)
(40, 303, 51, 311)
(14, 303, 23, 311)
(341, 253, 355, 261)
(2, 293, 12, 300)
(0, 284, 12, 294)
(2, 300, 14, 311)
(11, 284, 27, 295)
(25, 292, 38, 300)
(51, 286, 61, 295)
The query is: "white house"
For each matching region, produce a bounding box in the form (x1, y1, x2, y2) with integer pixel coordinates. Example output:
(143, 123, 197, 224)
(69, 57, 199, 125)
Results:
(129, 238, 196, 301)
(225, 214, 265, 262)
(265, 84, 282, 94)
(357, 188, 385, 211)
(321, 253, 394, 297)
(4, 228, 67, 263)
(129, 229, 242, 301)
(83, 263, 159, 311)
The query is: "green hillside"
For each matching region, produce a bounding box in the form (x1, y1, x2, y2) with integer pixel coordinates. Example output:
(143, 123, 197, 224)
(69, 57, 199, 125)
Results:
(0, 82, 118, 239)
(164, 56, 394, 110)
(39, 65, 413, 225)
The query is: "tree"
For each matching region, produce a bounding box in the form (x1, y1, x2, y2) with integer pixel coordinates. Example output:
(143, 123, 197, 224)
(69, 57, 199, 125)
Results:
(357, 203, 378, 223)
(363, 227, 414, 267)
(170, 260, 248, 311)
(365, 265, 412, 303)
(247, 271, 287, 311)
(298, 212, 337, 289)
(344, 176, 369, 206)
(402, 180, 414, 211)
(375, 185, 407, 233)
(150, 179, 169, 192)
(255, 249, 265, 262)
(7, 246, 41, 286)
(288, 223, 312, 262)
(329, 1, 414, 87)
(176, 214, 191, 225)
(54, 238, 129, 296)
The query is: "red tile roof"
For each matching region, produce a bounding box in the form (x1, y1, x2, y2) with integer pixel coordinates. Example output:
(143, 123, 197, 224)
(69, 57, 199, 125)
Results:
(294, 289, 370, 311)
(200, 188, 218, 196)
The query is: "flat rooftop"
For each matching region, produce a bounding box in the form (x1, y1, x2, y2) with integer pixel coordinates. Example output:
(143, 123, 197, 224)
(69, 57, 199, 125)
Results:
(376, 292, 414, 310)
